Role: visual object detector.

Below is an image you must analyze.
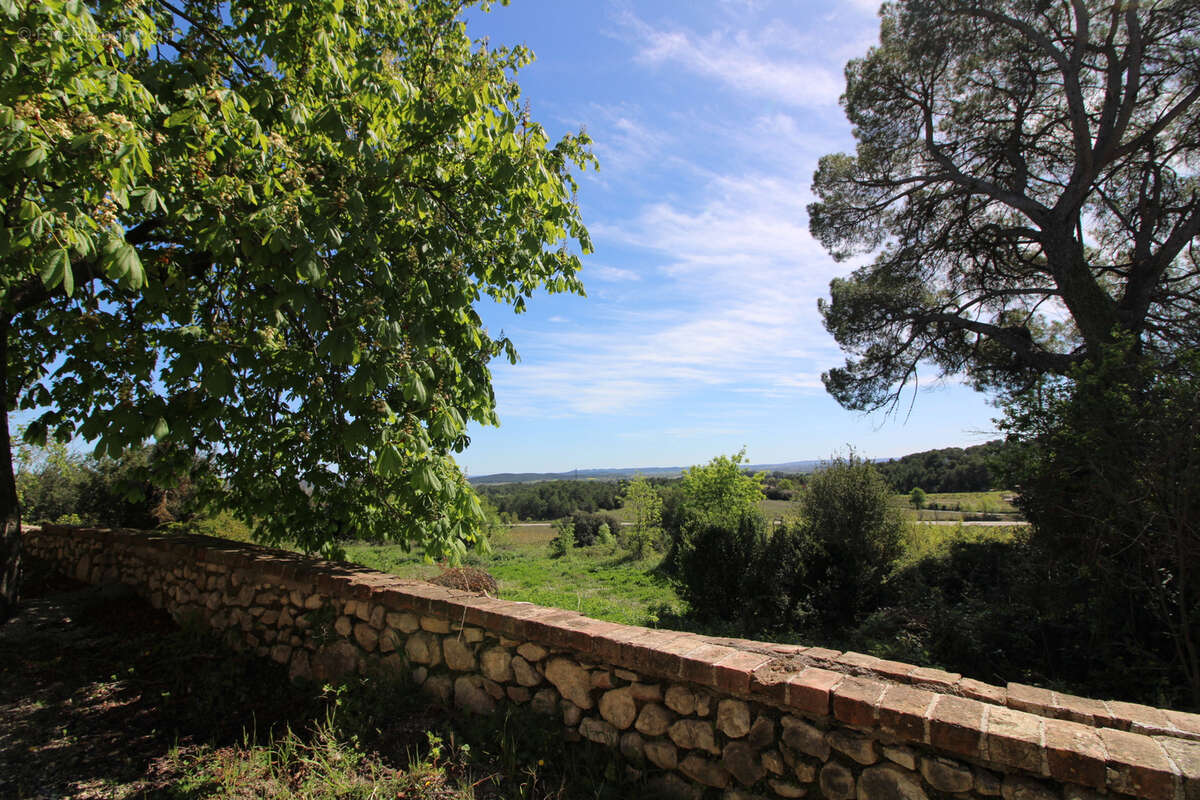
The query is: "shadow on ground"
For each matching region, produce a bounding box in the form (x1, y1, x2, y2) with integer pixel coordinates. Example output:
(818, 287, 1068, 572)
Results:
(0, 559, 631, 799)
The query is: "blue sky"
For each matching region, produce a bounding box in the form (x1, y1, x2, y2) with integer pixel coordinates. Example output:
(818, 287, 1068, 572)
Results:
(456, 0, 1003, 477)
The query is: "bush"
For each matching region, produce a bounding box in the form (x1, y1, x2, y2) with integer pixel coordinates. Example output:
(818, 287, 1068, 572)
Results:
(672, 514, 769, 623)
(569, 511, 623, 547)
(799, 454, 905, 634)
(999, 343, 1200, 706)
(548, 520, 574, 559)
(669, 453, 902, 635)
(17, 441, 206, 528)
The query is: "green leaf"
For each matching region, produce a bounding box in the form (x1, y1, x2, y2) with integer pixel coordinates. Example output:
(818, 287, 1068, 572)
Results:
(320, 328, 359, 365)
(38, 248, 69, 288)
(202, 365, 234, 397)
(403, 373, 428, 407)
(152, 417, 169, 440)
(375, 443, 403, 476)
(100, 235, 145, 290)
(18, 146, 46, 168)
(165, 108, 197, 128)
(414, 462, 442, 493)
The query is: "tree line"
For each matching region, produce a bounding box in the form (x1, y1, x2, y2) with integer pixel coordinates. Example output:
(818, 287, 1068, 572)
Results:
(873, 441, 1006, 494)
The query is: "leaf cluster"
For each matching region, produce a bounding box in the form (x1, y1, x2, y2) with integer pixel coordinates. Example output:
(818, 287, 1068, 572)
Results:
(2, 0, 594, 558)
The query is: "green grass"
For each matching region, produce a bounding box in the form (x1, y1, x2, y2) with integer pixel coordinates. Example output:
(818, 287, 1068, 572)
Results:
(344, 526, 683, 627)
(898, 522, 1024, 567)
(887, 489, 1024, 522)
(759, 498, 801, 520)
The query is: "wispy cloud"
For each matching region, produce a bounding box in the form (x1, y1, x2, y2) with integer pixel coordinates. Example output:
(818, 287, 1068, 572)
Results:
(492, 163, 849, 418)
(585, 264, 642, 282)
(483, 2, 882, 422)
(617, 12, 844, 108)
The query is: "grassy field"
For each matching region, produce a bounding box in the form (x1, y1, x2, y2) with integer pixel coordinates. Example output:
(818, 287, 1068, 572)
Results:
(338, 489, 1022, 629)
(898, 522, 1024, 567)
(345, 525, 684, 627)
(888, 490, 1023, 522)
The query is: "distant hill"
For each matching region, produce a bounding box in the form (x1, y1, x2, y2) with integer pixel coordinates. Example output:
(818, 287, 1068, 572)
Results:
(469, 460, 822, 485)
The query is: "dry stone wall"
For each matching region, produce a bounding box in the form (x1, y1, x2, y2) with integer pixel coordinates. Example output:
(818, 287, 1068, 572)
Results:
(23, 525, 1200, 800)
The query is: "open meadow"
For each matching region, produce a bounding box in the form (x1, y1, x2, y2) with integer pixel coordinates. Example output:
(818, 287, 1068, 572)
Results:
(339, 490, 1022, 632)
(345, 524, 685, 628)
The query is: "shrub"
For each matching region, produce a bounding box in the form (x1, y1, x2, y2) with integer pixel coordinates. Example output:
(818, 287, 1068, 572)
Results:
(1000, 343, 1200, 706)
(548, 520, 574, 559)
(569, 511, 623, 547)
(672, 514, 768, 622)
(798, 453, 904, 634)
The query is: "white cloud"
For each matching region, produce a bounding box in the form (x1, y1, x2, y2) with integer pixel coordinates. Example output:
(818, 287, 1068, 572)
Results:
(585, 264, 642, 282)
(492, 163, 851, 419)
(618, 12, 844, 109)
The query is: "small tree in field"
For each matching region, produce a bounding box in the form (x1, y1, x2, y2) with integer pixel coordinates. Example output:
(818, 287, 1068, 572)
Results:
(677, 448, 764, 531)
(909, 487, 927, 512)
(620, 476, 662, 559)
(0, 0, 593, 620)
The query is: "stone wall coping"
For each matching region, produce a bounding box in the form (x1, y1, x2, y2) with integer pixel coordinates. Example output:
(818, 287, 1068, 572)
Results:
(23, 524, 1200, 800)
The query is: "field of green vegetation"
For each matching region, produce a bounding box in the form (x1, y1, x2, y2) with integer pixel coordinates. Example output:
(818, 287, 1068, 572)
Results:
(339, 491, 1021, 634)
(345, 524, 685, 627)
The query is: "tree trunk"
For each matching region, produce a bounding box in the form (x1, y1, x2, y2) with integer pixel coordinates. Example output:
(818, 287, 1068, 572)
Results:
(0, 319, 21, 623)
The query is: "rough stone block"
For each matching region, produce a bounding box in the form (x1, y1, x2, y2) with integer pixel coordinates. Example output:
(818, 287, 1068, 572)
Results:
(985, 706, 1046, 775)
(877, 684, 934, 743)
(480, 646, 513, 683)
(1098, 727, 1178, 800)
(669, 718, 720, 755)
(858, 763, 928, 800)
(352, 622, 378, 652)
(620, 730, 646, 765)
(599, 687, 638, 730)
(666, 684, 698, 715)
(722, 740, 765, 787)
(454, 675, 495, 715)
(833, 676, 886, 729)
(781, 716, 830, 760)
(580, 716, 619, 748)
(929, 694, 984, 758)
(1042, 718, 1106, 789)
(828, 730, 878, 765)
(646, 739, 679, 770)
(920, 756, 973, 793)
(717, 699, 751, 739)
(820, 761, 856, 800)
(882, 745, 916, 771)
(443, 637, 476, 672)
(403, 631, 442, 666)
(769, 779, 806, 798)
(636, 702, 674, 737)
(679, 754, 731, 789)
(1000, 775, 1057, 800)
(545, 657, 593, 709)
